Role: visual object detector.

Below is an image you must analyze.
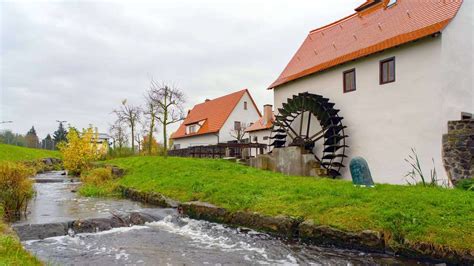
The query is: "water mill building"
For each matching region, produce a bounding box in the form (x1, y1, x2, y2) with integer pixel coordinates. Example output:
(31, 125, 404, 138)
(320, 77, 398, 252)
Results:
(267, 0, 473, 184)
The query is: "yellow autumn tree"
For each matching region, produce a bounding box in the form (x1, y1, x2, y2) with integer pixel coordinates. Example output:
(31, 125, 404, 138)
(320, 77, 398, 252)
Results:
(58, 126, 106, 175)
(141, 135, 158, 155)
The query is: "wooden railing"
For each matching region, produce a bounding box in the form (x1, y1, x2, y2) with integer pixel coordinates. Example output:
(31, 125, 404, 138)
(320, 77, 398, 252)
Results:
(168, 143, 267, 159)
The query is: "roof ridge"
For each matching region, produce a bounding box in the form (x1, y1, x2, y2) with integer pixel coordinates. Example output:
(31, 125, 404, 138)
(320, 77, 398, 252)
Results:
(171, 88, 259, 139)
(309, 13, 358, 34)
(207, 88, 247, 102)
(269, 0, 463, 89)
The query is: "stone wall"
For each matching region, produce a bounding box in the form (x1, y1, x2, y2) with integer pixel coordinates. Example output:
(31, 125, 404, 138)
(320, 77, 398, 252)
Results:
(442, 119, 474, 185)
(249, 146, 327, 177)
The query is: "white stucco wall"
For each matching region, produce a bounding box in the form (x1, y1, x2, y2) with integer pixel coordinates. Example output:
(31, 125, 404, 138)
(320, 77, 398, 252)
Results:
(172, 133, 219, 149)
(440, 0, 473, 123)
(273, 8, 473, 184)
(248, 129, 272, 156)
(218, 91, 261, 143)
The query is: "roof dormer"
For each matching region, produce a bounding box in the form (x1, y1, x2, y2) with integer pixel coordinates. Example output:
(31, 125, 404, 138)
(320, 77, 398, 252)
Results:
(355, 0, 383, 12)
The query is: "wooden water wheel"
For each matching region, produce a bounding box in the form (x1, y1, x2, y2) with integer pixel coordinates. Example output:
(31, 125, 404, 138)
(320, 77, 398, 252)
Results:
(270, 92, 348, 177)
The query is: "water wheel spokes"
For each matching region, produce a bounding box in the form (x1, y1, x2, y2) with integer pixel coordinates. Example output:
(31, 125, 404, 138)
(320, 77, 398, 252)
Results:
(269, 92, 348, 178)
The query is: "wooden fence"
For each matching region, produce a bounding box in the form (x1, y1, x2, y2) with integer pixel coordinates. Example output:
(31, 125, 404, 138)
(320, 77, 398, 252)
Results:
(168, 143, 267, 159)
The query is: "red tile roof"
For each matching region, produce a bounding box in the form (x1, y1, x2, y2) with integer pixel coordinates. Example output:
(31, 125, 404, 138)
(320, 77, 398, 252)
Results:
(355, 0, 382, 12)
(245, 115, 274, 132)
(171, 89, 261, 139)
(269, 0, 463, 89)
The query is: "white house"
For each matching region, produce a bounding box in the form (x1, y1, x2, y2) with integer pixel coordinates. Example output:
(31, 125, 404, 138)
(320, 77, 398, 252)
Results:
(171, 89, 261, 148)
(269, 0, 473, 184)
(246, 104, 274, 156)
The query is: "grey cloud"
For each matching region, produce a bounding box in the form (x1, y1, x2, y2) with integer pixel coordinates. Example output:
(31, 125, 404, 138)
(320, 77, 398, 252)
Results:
(1, 0, 359, 139)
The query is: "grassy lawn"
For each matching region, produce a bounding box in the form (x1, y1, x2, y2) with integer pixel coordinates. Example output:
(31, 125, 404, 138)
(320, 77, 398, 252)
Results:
(0, 144, 56, 265)
(105, 156, 473, 252)
(0, 144, 60, 162)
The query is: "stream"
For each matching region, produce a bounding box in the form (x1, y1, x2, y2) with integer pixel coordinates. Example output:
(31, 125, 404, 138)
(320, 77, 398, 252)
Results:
(15, 171, 429, 265)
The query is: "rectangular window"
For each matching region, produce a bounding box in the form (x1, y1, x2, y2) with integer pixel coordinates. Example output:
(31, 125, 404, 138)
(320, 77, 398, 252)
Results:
(461, 112, 473, 120)
(244, 101, 248, 110)
(343, 68, 356, 93)
(234, 121, 241, 130)
(253, 136, 258, 142)
(187, 125, 197, 134)
(380, 57, 395, 84)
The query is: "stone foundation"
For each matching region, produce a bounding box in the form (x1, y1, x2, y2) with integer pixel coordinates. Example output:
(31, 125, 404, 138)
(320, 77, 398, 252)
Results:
(442, 119, 474, 185)
(118, 188, 474, 264)
(249, 146, 327, 177)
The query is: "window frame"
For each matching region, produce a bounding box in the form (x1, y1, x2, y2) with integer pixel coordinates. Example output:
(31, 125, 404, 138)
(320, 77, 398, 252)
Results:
(343, 68, 356, 93)
(234, 121, 241, 130)
(187, 124, 197, 134)
(244, 101, 248, 110)
(379, 57, 396, 85)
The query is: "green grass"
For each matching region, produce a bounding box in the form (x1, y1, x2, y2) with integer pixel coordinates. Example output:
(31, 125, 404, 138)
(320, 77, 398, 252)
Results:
(0, 144, 60, 162)
(0, 209, 41, 266)
(0, 144, 51, 265)
(79, 182, 120, 198)
(0, 233, 41, 266)
(104, 156, 473, 252)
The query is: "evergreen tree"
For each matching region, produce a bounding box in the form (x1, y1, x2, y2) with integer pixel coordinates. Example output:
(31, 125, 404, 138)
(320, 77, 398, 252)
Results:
(42, 134, 54, 150)
(25, 126, 39, 148)
(53, 122, 68, 147)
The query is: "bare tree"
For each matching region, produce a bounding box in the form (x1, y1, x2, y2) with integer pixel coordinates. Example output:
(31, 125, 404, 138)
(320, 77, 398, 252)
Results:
(230, 122, 249, 143)
(113, 99, 141, 153)
(134, 121, 148, 154)
(143, 84, 160, 156)
(149, 80, 185, 157)
(134, 132, 142, 154)
(109, 120, 128, 150)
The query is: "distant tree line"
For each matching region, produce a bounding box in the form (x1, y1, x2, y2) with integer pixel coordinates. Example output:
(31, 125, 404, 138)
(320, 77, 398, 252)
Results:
(0, 122, 68, 150)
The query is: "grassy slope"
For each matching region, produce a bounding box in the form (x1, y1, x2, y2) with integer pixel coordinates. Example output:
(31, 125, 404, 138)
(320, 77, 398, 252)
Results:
(108, 156, 474, 251)
(0, 144, 54, 265)
(0, 143, 60, 162)
(0, 224, 41, 266)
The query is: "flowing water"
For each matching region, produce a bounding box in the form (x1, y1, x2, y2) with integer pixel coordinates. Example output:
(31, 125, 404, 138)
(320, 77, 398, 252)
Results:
(17, 172, 427, 265)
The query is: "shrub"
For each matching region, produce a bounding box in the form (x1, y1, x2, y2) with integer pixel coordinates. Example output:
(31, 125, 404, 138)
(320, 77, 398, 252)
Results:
(0, 162, 35, 220)
(58, 127, 106, 175)
(79, 167, 120, 197)
(81, 167, 113, 186)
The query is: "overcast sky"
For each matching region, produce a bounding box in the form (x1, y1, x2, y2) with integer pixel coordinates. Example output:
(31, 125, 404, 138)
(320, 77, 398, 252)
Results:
(1, 0, 359, 140)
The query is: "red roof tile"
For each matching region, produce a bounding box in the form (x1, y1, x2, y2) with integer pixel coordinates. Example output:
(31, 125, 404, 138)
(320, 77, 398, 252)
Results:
(245, 115, 274, 132)
(269, 0, 463, 89)
(171, 89, 261, 139)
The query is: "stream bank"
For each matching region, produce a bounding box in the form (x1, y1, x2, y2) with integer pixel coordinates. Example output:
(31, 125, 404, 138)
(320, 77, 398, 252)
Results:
(15, 171, 426, 265)
(119, 185, 474, 265)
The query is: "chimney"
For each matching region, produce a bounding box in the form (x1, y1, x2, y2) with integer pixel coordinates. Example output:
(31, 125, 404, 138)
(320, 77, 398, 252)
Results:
(263, 104, 273, 125)
(205, 99, 211, 102)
